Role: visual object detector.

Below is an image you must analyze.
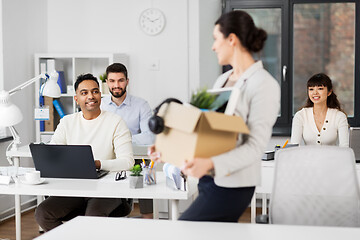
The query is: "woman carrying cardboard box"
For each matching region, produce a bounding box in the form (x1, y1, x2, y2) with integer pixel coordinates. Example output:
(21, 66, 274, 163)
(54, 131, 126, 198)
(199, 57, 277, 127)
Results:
(149, 10, 280, 222)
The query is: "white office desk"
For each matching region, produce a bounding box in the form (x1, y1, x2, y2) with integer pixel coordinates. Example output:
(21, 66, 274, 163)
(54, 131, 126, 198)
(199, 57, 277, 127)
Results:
(0, 171, 198, 240)
(36, 216, 360, 240)
(251, 161, 360, 223)
(4, 145, 198, 240)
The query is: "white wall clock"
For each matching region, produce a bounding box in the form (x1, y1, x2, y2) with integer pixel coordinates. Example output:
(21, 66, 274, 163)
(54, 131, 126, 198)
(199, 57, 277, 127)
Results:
(139, 8, 166, 36)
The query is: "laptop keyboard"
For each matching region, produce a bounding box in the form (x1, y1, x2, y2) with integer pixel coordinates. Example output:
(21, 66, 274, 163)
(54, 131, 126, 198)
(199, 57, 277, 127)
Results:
(96, 170, 109, 178)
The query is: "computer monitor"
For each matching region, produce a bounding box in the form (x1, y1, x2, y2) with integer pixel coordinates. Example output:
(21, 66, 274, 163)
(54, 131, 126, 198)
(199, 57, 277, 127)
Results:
(349, 127, 360, 162)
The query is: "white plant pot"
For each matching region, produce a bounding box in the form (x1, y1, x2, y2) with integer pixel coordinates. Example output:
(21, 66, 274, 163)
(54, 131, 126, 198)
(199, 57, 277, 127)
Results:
(102, 82, 110, 95)
(129, 175, 143, 189)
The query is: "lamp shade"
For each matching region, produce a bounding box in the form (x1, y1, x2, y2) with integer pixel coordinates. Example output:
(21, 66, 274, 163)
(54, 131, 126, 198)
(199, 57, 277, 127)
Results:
(0, 90, 23, 127)
(42, 71, 61, 98)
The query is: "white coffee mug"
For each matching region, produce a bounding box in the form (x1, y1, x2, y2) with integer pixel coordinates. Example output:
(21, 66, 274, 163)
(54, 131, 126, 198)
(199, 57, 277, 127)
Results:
(25, 171, 41, 183)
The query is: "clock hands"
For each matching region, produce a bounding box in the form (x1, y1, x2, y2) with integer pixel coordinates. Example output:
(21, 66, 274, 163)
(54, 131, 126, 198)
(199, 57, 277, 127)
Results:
(144, 16, 153, 22)
(151, 17, 160, 22)
(144, 15, 161, 23)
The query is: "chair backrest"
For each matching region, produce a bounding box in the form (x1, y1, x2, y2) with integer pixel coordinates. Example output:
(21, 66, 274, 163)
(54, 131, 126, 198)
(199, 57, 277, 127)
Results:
(269, 146, 360, 227)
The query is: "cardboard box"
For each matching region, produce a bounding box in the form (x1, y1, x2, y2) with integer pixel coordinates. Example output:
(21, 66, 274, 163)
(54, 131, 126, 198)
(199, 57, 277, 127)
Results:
(44, 97, 54, 132)
(155, 102, 249, 167)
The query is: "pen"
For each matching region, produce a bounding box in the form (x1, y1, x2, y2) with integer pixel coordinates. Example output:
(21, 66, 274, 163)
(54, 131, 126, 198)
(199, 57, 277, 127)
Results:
(142, 158, 146, 167)
(282, 139, 289, 148)
(150, 160, 154, 169)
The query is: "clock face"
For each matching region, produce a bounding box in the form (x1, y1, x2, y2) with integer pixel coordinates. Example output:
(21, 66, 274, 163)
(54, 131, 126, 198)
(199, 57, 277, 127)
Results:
(139, 8, 166, 36)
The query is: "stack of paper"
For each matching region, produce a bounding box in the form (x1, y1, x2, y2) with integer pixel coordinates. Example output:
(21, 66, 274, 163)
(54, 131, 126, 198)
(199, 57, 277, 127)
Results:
(163, 163, 186, 191)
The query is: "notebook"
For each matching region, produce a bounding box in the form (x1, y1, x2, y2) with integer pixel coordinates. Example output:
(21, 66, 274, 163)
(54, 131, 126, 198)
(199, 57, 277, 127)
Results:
(29, 143, 109, 179)
(206, 87, 240, 115)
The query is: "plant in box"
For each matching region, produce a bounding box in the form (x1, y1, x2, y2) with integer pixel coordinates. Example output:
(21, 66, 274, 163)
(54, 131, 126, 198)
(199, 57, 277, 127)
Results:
(190, 88, 217, 110)
(129, 164, 143, 189)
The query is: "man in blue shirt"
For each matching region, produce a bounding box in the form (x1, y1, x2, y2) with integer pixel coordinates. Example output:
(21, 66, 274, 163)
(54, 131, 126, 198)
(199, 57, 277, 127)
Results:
(101, 63, 154, 145)
(101, 63, 155, 218)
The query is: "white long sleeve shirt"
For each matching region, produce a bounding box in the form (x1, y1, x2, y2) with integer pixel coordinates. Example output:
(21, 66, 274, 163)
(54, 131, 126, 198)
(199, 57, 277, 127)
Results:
(291, 107, 349, 147)
(51, 111, 134, 171)
(211, 61, 280, 188)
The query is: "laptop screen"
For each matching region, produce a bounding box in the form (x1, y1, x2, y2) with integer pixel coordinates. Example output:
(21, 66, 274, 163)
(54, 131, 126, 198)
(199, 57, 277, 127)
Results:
(29, 143, 105, 179)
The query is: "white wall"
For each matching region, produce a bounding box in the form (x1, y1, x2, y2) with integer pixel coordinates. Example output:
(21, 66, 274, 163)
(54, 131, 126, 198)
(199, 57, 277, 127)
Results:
(2, 0, 48, 146)
(46, 0, 222, 108)
(47, 0, 189, 107)
(199, 0, 222, 89)
(0, 0, 47, 216)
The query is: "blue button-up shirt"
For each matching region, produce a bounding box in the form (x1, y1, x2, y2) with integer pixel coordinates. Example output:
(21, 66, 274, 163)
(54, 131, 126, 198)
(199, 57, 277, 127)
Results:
(100, 94, 155, 145)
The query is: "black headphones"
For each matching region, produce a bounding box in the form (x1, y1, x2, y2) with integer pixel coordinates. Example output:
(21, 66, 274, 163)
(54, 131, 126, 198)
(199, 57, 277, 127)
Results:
(148, 98, 182, 134)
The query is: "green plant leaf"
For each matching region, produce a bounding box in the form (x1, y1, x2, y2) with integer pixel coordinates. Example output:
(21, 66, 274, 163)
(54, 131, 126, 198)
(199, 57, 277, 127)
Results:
(130, 164, 142, 176)
(190, 88, 216, 109)
(99, 73, 107, 82)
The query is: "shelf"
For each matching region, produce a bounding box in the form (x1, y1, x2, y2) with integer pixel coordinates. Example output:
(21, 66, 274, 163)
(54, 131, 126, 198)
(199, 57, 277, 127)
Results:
(60, 93, 74, 97)
(40, 131, 55, 135)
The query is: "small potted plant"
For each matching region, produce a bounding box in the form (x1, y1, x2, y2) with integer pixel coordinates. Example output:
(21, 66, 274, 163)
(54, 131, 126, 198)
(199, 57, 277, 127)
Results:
(99, 73, 109, 94)
(190, 88, 217, 110)
(129, 164, 143, 189)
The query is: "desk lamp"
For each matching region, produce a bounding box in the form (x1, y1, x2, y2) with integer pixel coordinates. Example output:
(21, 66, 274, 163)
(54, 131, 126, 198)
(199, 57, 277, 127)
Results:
(0, 71, 61, 165)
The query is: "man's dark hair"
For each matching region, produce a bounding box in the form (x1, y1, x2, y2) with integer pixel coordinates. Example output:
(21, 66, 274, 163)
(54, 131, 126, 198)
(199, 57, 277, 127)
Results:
(106, 63, 128, 79)
(74, 73, 99, 91)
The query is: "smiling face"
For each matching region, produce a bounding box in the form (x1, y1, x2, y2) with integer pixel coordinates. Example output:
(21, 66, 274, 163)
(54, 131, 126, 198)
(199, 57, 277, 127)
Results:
(106, 72, 128, 99)
(74, 80, 101, 117)
(308, 85, 332, 106)
(212, 24, 233, 66)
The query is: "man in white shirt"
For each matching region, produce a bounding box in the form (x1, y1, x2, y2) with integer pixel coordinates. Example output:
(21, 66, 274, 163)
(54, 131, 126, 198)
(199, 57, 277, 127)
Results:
(101, 63, 154, 218)
(35, 73, 134, 232)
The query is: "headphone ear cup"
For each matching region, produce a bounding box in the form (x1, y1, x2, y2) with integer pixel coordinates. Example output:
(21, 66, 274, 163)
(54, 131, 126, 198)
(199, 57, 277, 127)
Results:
(149, 98, 182, 135)
(148, 115, 165, 134)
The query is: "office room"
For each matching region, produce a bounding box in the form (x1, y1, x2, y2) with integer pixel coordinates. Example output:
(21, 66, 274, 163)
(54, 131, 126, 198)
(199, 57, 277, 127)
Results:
(0, 0, 360, 239)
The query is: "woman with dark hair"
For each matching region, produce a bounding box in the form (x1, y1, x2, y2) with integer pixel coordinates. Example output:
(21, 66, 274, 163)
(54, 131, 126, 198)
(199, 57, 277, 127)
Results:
(291, 73, 349, 147)
(150, 10, 280, 222)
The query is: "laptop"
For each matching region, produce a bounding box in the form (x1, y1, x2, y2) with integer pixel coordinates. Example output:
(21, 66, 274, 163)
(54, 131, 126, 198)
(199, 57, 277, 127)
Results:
(349, 127, 360, 163)
(29, 143, 109, 179)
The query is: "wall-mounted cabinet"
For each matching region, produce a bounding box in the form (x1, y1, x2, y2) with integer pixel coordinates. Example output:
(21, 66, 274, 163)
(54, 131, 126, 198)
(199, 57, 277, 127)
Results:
(34, 53, 128, 142)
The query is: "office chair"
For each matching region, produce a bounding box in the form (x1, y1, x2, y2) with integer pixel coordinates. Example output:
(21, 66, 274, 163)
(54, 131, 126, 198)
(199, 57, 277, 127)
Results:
(259, 146, 360, 227)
